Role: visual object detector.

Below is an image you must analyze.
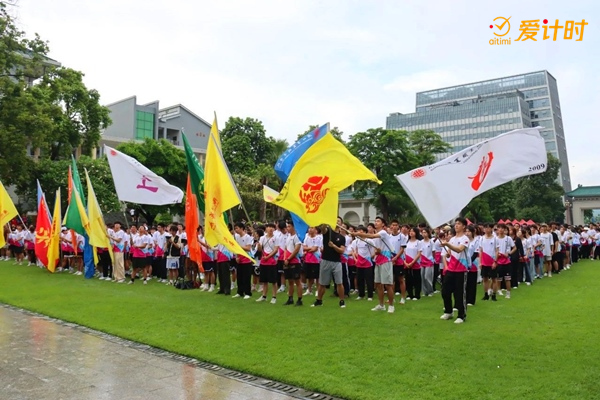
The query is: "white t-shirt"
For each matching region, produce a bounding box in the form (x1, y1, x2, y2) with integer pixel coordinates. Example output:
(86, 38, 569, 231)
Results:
(284, 234, 301, 263)
(404, 239, 422, 261)
(259, 234, 278, 255)
(539, 232, 553, 256)
(235, 233, 254, 263)
(389, 233, 408, 255)
(374, 230, 394, 263)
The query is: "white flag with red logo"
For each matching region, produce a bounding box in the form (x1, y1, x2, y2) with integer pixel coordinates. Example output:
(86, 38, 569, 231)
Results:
(105, 145, 184, 205)
(396, 128, 547, 228)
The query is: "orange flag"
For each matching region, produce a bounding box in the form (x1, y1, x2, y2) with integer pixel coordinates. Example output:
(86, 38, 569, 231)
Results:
(185, 174, 203, 272)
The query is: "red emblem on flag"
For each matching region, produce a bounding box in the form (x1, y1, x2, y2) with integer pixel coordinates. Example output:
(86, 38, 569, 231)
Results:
(299, 176, 330, 214)
(469, 152, 494, 191)
(411, 168, 426, 179)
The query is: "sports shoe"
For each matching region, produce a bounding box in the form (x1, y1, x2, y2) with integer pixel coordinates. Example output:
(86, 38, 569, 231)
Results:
(367, 298, 373, 301)
(270, 297, 277, 304)
(243, 295, 251, 300)
(232, 294, 241, 298)
(454, 318, 465, 324)
(311, 300, 322, 307)
(505, 292, 511, 299)
(544, 273, 548, 277)
(497, 290, 504, 296)
(230, 282, 236, 290)
(440, 313, 453, 320)
(208, 285, 215, 292)
(117, 279, 125, 283)
(491, 294, 497, 301)
(295, 299, 303, 306)
(278, 285, 286, 293)
(395, 292, 400, 296)
(482, 293, 490, 300)
(388, 305, 395, 313)
(355, 296, 363, 300)
(526, 282, 531, 286)
(412, 297, 418, 301)
(303, 290, 312, 296)
(371, 304, 386, 311)
(467, 303, 473, 306)
(400, 298, 406, 305)
(339, 300, 346, 308)
(284, 298, 294, 306)
(128, 281, 134, 285)
(143, 280, 147, 285)
(256, 296, 266, 302)
(548, 272, 552, 277)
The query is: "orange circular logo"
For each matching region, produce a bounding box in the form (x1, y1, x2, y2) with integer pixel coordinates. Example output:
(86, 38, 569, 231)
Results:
(411, 169, 426, 179)
(491, 16, 511, 37)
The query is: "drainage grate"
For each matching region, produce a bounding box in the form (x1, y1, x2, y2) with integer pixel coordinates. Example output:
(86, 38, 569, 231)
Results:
(1, 304, 346, 400)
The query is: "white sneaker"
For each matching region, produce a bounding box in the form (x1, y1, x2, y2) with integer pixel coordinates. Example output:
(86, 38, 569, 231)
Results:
(270, 297, 277, 304)
(231, 282, 236, 290)
(243, 295, 251, 300)
(367, 298, 373, 301)
(278, 285, 286, 293)
(128, 281, 134, 285)
(505, 292, 511, 299)
(303, 290, 312, 296)
(434, 290, 440, 294)
(208, 285, 215, 292)
(427, 294, 433, 297)
(467, 303, 473, 306)
(497, 290, 504, 296)
(355, 296, 362, 300)
(394, 292, 400, 296)
(232, 294, 241, 298)
(371, 304, 386, 311)
(412, 297, 418, 301)
(256, 296, 266, 302)
(544, 273, 548, 277)
(98, 275, 104, 280)
(117, 279, 125, 283)
(548, 272, 552, 277)
(387, 305, 395, 314)
(440, 313, 453, 320)
(400, 298, 406, 305)
(143, 280, 147, 285)
(454, 318, 465, 324)
(526, 282, 531, 286)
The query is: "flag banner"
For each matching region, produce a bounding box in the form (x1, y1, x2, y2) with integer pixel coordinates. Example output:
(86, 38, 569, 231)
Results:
(273, 124, 329, 241)
(204, 115, 254, 261)
(0, 180, 18, 248)
(105, 145, 184, 205)
(47, 189, 62, 273)
(266, 132, 381, 228)
(85, 169, 114, 265)
(182, 133, 206, 213)
(396, 127, 548, 228)
(185, 175, 203, 272)
(35, 181, 52, 267)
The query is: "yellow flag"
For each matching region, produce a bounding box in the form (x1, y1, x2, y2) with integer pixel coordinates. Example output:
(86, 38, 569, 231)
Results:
(0, 180, 18, 248)
(85, 169, 114, 265)
(262, 185, 279, 203)
(47, 189, 62, 273)
(268, 133, 381, 228)
(204, 115, 252, 260)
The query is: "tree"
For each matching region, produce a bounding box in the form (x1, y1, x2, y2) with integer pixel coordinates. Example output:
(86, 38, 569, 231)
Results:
(16, 156, 120, 213)
(462, 184, 516, 223)
(221, 117, 276, 176)
(514, 154, 565, 223)
(298, 125, 344, 143)
(116, 139, 187, 225)
(347, 128, 449, 220)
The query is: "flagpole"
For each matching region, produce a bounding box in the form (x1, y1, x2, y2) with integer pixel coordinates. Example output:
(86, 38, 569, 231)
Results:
(120, 201, 130, 229)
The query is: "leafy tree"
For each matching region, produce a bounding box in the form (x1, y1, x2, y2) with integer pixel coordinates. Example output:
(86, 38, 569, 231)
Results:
(272, 138, 289, 159)
(298, 125, 344, 143)
(347, 128, 449, 220)
(514, 154, 565, 223)
(16, 156, 120, 213)
(221, 117, 276, 176)
(231, 173, 262, 222)
(116, 139, 187, 225)
(462, 184, 516, 223)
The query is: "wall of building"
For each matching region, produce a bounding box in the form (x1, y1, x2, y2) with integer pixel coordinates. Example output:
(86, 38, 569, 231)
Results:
(103, 97, 136, 140)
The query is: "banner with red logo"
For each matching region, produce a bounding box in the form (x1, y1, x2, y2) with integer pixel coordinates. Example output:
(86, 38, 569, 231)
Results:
(396, 127, 547, 228)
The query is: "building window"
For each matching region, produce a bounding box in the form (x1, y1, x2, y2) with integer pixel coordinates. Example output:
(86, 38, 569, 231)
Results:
(136, 111, 154, 140)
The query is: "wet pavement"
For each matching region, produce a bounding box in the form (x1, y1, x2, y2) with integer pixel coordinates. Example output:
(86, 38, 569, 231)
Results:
(0, 305, 300, 400)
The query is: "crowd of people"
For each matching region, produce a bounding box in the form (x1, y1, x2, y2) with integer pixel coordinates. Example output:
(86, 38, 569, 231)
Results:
(3, 216, 595, 323)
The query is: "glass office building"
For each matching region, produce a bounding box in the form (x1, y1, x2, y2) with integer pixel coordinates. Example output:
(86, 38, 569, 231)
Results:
(386, 71, 571, 191)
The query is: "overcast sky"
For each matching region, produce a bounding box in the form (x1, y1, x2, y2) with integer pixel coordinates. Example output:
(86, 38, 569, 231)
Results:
(12, 0, 599, 187)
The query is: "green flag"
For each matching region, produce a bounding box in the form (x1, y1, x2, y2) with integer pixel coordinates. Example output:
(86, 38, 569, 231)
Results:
(64, 158, 89, 235)
(182, 133, 206, 213)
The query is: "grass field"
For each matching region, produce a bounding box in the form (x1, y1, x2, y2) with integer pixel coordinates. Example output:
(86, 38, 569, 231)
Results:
(1, 261, 599, 400)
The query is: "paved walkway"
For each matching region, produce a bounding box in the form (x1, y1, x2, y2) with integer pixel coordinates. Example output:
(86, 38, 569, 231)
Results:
(0, 306, 299, 400)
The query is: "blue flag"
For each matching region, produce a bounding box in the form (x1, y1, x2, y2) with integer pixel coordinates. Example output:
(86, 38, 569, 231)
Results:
(83, 232, 95, 279)
(274, 124, 329, 241)
(36, 180, 51, 223)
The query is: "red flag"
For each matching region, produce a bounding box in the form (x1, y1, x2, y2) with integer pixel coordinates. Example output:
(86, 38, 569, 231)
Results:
(35, 195, 52, 267)
(67, 166, 73, 203)
(185, 174, 203, 272)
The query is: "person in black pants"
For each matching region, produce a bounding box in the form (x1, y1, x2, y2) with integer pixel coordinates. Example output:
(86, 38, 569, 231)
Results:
(440, 218, 470, 324)
(233, 222, 254, 299)
(465, 225, 479, 306)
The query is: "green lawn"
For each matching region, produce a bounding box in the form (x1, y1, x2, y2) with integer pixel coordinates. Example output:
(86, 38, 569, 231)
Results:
(1, 261, 599, 400)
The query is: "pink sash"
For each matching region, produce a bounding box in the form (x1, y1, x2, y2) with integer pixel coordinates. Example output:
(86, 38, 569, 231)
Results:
(434, 251, 441, 264)
(420, 256, 433, 268)
(405, 254, 420, 269)
(132, 247, 146, 258)
(201, 249, 212, 262)
(283, 250, 299, 265)
(481, 252, 495, 266)
(347, 256, 355, 266)
(394, 255, 404, 266)
(497, 253, 510, 265)
(260, 254, 277, 266)
(26, 241, 35, 250)
(216, 251, 230, 263)
(340, 254, 348, 263)
(374, 254, 390, 265)
(155, 246, 164, 257)
(356, 254, 372, 268)
(305, 252, 319, 264)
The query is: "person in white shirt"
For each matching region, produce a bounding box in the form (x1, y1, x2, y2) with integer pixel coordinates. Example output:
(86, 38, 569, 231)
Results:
(109, 222, 126, 283)
(275, 221, 288, 293)
(25, 225, 36, 266)
(153, 224, 168, 283)
(233, 222, 254, 299)
(256, 223, 280, 303)
(282, 221, 303, 306)
(73, 233, 85, 276)
(302, 226, 323, 296)
(13, 224, 26, 265)
(351, 226, 375, 300)
(539, 224, 554, 277)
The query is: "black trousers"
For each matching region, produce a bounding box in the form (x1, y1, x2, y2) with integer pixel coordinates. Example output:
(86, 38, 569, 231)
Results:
(433, 263, 440, 291)
(349, 266, 357, 291)
(99, 251, 112, 278)
(217, 261, 231, 294)
(356, 267, 374, 298)
(153, 257, 166, 280)
(466, 271, 478, 305)
(442, 272, 467, 320)
(236, 263, 253, 297)
(572, 245, 579, 263)
(406, 269, 422, 299)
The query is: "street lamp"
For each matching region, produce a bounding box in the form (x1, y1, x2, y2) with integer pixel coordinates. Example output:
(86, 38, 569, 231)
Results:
(564, 200, 572, 225)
